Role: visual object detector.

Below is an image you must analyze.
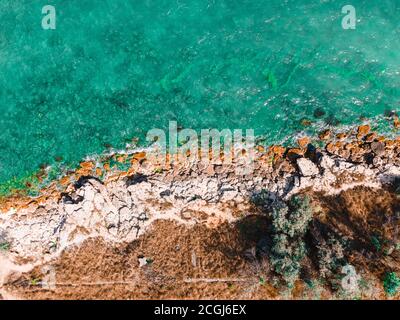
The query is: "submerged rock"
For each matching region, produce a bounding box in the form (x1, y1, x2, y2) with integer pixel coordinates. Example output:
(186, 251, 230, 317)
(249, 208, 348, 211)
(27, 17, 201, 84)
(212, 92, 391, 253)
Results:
(313, 107, 326, 118)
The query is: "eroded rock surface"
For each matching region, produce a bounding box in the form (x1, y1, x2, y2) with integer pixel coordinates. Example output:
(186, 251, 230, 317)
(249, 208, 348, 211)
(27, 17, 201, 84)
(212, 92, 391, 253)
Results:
(0, 129, 399, 299)
(1, 149, 398, 263)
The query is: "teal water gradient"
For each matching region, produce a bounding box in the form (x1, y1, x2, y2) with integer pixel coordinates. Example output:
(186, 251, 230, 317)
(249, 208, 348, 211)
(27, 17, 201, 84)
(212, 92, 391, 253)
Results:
(0, 0, 399, 188)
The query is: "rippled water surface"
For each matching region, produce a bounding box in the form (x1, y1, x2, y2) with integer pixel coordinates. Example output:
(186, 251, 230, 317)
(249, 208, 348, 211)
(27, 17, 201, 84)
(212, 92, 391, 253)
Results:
(0, 0, 399, 189)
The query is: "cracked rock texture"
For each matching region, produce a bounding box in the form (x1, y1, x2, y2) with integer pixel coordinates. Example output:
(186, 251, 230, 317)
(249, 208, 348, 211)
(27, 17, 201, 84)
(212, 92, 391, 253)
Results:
(0, 149, 398, 266)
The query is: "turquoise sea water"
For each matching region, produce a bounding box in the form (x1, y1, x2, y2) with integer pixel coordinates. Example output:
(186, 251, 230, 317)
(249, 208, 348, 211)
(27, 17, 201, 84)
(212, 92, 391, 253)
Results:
(0, 0, 399, 190)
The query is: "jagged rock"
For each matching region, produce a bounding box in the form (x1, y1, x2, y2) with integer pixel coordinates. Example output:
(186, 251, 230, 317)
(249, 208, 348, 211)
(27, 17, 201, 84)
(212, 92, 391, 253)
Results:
(277, 159, 294, 174)
(319, 155, 335, 170)
(326, 142, 335, 154)
(338, 149, 350, 159)
(297, 137, 310, 149)
(357, 124, 370, 139)
(336, 132, 347, 140)
(372, 156, 384, 167)
(305, 144, 319, 163)
(319, 129, 331, 140)
(297, 158, 319, 177)
(300, 118, 312, 126)
(0, 136, 398, 268)
(326, 141, 344, 156)
(394, 116, 400, 129)
(270, 145, 286, 157)
(364, 133, 377, 142)
(138, 257, 150, 267)
(371, 141, 385, 156)
(286, 148, 303, 161)
(385, 140, 396, 150)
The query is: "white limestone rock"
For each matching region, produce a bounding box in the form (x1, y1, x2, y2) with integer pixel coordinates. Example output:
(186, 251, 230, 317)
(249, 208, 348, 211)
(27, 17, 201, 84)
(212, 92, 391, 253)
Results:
(297, 158, 319, 177)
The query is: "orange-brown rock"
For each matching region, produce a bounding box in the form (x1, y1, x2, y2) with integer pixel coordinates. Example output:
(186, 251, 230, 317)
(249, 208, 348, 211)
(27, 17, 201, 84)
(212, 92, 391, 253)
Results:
(338, 149, 350, 159)
(270, 145, 286, 157)
(334, 141, 343, 149)
(352, 145, 362, 155)
(344, 142, 356, 151)
(364, 133, 376, 142)
(60, 176, 70, 186)
(76, 168, 92, 177)
(116, 155, 127, 163)
(345, 142, 362, 157)
(326, 142, 341, 154)
(126, 167, 136, 176)
(297, 137, 310, 149)
(95, 168, 103, 176)
(80, 161, 95, 170)
(385, 140, 396, 149)
(357, 124, 370, 139)
(133, 152, 146, 161)
(394, 116, 400, 129)
(336, 132, 347, 140)
(118, 172, 129, 178)
(256, 145, 265, 153)
(319, 129, 331, 140)
(286, 148, 303, 161)
(300, 119, 312, 126)
(103, 163, 111, 171)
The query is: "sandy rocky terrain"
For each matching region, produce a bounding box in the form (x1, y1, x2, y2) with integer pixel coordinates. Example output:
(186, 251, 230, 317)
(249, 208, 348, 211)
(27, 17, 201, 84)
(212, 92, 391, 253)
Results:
(0, 124, 399, 299)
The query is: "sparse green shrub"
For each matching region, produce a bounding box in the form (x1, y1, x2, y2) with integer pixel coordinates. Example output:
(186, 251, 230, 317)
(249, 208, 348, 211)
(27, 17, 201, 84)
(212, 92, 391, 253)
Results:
(271, 195, 313, 237)
(317, 235, 345, 277)
(383, 272, 400, 296)
(371, 236, 381, 252)
(251, 190, 272, 209)
(269, 195, 313, 287)
(270, 234, 306, 286)
(30, 278, 41, 286)
(0, 241, 10, 251)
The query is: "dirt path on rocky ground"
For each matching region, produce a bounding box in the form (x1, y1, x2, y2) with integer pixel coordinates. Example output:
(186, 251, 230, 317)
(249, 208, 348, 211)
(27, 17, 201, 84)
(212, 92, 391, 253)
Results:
(1, 128, 399, 299)
(2, 185, 399, 300)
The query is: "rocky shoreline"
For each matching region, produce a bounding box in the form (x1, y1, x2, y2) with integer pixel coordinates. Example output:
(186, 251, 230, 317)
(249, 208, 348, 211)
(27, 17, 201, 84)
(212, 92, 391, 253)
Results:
(0, 124, 399, 299)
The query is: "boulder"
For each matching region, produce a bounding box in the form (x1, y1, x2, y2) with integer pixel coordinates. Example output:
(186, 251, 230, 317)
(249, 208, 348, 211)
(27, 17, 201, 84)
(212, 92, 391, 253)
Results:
(286, 148, 303, 161)
(297, 137, 310, 149)
(371, 141, 385, 156)
(319, 155, 335, 169)
(394, 116, 400, 129)
(357, 124, 370, 139)
(319, 129, 331, 140)
(297, 158, 319, 177)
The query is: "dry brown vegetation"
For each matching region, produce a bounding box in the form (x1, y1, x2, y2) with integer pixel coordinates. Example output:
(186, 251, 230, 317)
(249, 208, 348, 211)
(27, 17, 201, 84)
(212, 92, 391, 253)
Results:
(3, 183, 399, 300)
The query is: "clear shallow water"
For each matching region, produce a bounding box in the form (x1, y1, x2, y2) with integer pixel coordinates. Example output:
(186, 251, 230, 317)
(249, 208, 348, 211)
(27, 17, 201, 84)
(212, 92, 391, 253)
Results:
(0, 0, 399, 190)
